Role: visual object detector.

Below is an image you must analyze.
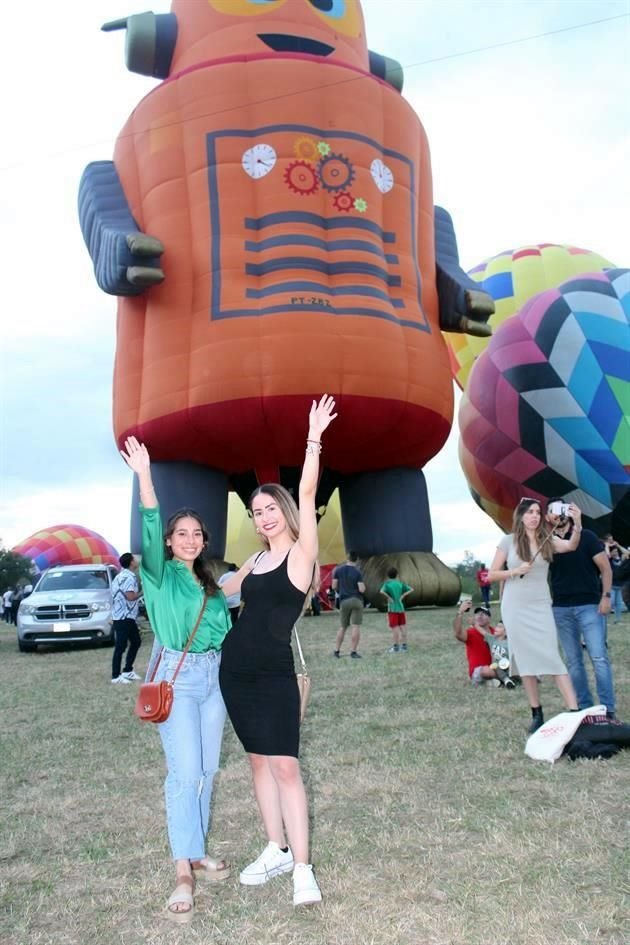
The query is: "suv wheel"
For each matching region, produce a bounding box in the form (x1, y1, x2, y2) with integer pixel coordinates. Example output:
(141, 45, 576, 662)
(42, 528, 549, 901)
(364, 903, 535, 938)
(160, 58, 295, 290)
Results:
(18, 640, 38, 653)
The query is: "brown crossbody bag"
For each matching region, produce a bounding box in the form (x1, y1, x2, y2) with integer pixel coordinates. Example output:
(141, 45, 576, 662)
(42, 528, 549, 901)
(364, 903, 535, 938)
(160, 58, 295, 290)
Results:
(135, 595, 209, 723)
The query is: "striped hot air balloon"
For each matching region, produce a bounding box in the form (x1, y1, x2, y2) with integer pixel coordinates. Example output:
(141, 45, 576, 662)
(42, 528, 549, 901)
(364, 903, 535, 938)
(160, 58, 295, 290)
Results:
(446, 244, 614, 390)
(13, 525, 120, 572)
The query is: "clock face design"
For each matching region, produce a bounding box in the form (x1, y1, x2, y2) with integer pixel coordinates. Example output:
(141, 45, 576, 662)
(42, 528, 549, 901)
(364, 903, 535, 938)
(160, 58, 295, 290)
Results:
(242, 143, 277, 179)
(370, 158, 394, 194)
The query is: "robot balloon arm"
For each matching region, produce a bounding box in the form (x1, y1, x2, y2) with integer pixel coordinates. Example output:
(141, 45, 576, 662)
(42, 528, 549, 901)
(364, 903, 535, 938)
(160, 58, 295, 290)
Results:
(368, 50, 404, 92)
(434, 206, 494, 336)
(78, 161, 164, 297)
(102, 12, 178, 79)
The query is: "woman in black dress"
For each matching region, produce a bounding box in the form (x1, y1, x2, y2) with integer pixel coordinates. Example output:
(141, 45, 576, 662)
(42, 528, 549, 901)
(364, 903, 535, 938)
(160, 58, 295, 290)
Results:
(220, 395, 336, 908)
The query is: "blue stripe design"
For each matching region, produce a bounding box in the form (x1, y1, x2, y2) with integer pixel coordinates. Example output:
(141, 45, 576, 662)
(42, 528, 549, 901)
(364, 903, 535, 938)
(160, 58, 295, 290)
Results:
(549, 417, 608, 452)
(482, 271, 514, 301)
(575, 312, 630, 350)
(216, 303, 421, 328)
(244, 234, 398, 264)
(245, 257, 400, 286)
(245, 281, 405, 307)
(568, 344, 601, 414)
(574, 452, 614, 505)
(245, 212, 396, 242)
(590, 341, 630, 380)
(587, 378, 622, 446)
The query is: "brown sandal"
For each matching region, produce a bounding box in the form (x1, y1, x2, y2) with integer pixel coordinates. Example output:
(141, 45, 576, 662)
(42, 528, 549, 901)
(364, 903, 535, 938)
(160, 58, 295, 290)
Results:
(166, 875, 195, 925)
(190, 856, 231, 882)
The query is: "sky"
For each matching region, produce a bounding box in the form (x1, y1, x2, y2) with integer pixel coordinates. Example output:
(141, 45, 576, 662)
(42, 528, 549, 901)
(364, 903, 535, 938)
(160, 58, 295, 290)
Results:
(1, 0, 628, 566)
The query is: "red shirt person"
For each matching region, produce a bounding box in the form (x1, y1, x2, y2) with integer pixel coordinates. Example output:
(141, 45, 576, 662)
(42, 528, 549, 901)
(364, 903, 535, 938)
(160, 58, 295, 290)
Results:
(476, 564, 492, 609)
(453, 602, 514, 688)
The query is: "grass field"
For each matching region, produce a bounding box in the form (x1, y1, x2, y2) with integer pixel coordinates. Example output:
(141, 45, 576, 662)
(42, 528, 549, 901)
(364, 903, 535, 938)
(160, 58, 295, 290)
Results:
(1, 608, 628, 945)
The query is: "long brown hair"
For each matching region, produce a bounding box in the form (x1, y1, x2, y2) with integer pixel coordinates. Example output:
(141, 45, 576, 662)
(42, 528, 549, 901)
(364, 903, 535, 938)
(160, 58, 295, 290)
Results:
(512, 499, 553, 564)
(249, 484, 320, 594)
(164, 509, 219, 595)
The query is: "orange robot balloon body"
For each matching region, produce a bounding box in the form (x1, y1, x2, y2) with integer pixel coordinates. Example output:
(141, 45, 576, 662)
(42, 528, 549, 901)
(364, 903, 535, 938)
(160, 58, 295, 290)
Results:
(113, 0, 452, 480)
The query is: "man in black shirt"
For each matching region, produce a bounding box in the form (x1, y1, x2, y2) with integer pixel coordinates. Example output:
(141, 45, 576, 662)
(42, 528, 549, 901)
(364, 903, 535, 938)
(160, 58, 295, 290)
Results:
(332, 552, 365, 659)
(546, 499, 615, 718)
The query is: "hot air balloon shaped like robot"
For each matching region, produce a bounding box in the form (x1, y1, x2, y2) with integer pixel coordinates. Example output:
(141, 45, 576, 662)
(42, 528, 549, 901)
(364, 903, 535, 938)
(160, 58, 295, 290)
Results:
(79, 0, 494, 604)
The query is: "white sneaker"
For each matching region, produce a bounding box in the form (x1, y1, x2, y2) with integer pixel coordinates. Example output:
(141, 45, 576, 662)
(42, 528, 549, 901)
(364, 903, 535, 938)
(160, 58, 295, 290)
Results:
(121, 670, 141, 680)
(239, 842, 294, 886)
(293, 863, 322, 907)
(111, 675, 131, 685)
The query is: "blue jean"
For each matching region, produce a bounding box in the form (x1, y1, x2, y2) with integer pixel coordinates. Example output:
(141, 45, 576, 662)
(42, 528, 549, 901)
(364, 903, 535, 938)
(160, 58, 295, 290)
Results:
(553, 605, 615, 713)
(611, 587, 623, 622)
(154, 648, 227, 861)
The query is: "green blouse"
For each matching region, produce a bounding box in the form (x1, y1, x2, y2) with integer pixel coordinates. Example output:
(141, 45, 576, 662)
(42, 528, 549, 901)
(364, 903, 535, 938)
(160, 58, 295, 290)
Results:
(139, 505, 231, 652)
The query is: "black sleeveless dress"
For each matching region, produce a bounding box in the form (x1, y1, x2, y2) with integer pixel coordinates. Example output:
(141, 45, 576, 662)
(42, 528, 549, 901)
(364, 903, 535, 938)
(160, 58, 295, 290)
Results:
(219, 555, 306, 758)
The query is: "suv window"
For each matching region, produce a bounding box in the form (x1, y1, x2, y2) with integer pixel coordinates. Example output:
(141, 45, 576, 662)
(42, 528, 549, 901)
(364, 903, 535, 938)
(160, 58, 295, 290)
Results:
(38, 570, 110, 591)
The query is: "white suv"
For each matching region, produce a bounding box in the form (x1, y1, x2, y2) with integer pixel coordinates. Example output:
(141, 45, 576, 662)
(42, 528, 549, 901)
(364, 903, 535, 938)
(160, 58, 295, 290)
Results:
(17, 564, 117, 652)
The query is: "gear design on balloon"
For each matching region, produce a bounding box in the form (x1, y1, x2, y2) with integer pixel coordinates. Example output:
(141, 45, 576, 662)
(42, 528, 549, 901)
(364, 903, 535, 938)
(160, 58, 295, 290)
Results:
(333, 191, 354, 213)
(353, 197, 368, 213)
(293, 137, 319, 162)
(284, 160, 320, 196)
(317, 152, 355, 192)
(317, 141, 331, 156)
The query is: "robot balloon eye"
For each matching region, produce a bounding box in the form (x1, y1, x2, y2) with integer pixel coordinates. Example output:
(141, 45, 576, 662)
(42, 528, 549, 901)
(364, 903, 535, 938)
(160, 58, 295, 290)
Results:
(308, 0, 345, 17)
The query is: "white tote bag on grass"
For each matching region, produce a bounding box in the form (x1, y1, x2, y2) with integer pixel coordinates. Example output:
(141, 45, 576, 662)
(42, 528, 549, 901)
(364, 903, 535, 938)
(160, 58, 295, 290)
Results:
(525, 705, 607, 763)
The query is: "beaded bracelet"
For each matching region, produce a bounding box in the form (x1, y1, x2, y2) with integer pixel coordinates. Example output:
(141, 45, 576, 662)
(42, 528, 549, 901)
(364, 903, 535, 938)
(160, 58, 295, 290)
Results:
(305, 440, 322, 456)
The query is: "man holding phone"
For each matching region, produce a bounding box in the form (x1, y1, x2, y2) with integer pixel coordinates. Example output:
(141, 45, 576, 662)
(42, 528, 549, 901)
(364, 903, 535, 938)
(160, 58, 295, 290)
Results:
(545, 498, 616, 719)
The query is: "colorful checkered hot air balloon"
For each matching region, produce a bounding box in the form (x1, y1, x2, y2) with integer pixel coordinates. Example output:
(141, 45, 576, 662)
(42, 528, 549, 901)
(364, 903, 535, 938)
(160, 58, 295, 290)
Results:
(459, 269, 630, 544)
(13, 526, 120, 572)
(445, 244, 614, 390)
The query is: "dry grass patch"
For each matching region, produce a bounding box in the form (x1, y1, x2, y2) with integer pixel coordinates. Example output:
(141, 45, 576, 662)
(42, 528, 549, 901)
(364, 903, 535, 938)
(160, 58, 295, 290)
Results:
(1, 609, 628, 945)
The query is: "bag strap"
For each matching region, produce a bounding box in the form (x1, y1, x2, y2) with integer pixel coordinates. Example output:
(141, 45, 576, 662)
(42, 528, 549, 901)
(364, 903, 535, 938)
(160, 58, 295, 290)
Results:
(150, 594, 210, 686)
(293, 623, 307, 674)
(147, 647, 163, 683)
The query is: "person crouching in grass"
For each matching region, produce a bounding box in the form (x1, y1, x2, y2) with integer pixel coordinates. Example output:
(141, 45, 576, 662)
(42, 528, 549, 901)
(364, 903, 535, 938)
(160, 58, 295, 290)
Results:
(380, 568, 413, 653)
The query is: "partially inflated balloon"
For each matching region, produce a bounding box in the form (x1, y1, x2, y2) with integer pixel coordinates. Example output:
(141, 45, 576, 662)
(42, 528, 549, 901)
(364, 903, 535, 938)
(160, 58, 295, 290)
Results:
(13, 526, 120, 572)
(446, 244, 613, 390)
(459, 269, 630, 543)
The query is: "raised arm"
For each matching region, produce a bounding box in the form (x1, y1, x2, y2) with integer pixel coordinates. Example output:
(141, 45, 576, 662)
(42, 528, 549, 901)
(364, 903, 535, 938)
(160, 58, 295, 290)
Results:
(120, 437, 164, 585)
(120, 436, 157, 508)
(551, 504, 583, 554)
(294, 395, 337, 565)
(453, 600, 471, 642)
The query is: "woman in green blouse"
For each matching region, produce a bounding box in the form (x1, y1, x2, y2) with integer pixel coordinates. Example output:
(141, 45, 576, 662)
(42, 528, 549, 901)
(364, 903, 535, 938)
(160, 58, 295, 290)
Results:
(122, 436, 232, 925)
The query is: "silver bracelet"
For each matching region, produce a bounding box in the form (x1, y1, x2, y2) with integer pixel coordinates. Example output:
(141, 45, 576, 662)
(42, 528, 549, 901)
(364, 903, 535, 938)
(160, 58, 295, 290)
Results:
(305, 441, 322, 456)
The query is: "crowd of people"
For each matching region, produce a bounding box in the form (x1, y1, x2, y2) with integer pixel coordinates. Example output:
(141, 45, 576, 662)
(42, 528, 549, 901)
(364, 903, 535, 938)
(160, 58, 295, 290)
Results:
(455, 498, 625, 734)
(5, 394, 625, 926)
